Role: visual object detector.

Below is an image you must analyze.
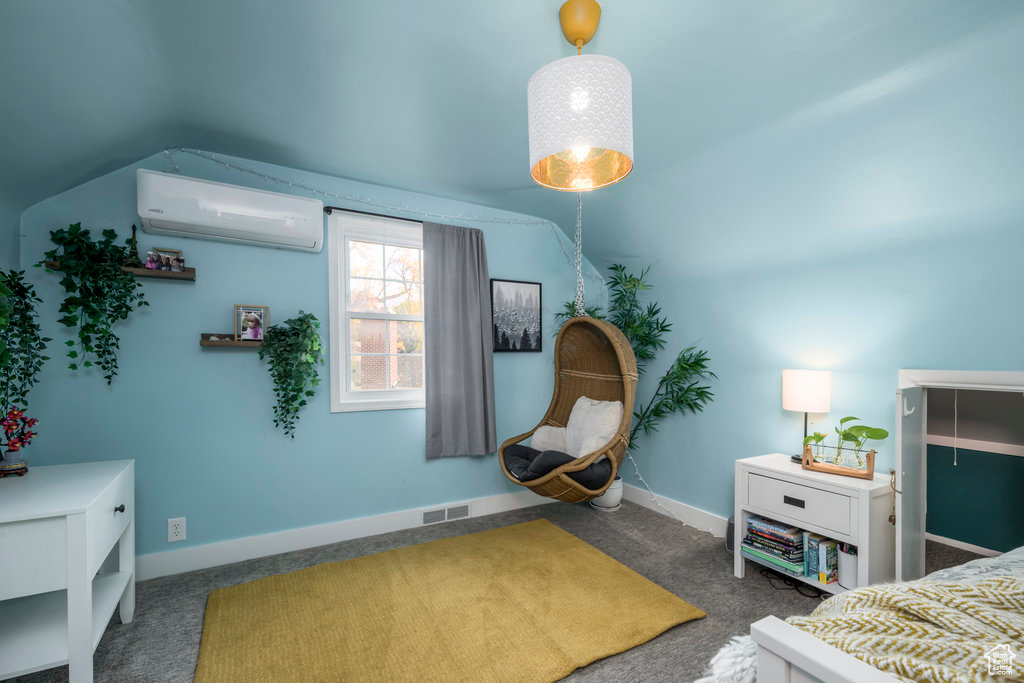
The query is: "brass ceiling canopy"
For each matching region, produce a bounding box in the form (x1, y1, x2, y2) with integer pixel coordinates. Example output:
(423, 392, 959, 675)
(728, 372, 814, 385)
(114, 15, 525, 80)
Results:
(559, 0, 602, 53)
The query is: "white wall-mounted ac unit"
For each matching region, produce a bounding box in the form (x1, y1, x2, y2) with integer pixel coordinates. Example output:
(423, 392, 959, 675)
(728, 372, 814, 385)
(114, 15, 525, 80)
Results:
(137, 169, 324, 252)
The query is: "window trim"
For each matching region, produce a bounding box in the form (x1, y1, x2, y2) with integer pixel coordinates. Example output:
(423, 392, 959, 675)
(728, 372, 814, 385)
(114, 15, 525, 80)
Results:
(328, 210, 425, 413)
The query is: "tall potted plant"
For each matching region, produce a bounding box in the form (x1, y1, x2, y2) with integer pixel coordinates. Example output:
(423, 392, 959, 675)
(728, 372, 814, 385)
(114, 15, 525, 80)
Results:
(560, 264, 716, 507)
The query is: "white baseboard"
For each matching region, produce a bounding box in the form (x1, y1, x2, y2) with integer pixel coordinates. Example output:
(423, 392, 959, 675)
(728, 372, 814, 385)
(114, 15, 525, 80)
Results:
(622, 483, 729, 537)
(137, 490, 552, 581)
(924, 532, 1001, 557)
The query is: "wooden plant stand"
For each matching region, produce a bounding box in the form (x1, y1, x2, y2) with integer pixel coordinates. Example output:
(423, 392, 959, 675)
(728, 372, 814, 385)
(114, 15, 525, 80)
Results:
(802, 445, 875, 480)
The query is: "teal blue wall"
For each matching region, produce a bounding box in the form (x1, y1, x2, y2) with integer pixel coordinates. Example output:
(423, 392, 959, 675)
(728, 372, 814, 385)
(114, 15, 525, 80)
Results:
(18, 151, 597, 556)
(926, 445, 1024, 552)
(611, 217, 1024, 522)
(1, 202, 19, 270)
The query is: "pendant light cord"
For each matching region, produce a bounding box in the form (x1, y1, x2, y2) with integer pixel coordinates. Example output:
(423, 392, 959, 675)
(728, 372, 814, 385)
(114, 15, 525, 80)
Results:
(574, 192, 586, 316)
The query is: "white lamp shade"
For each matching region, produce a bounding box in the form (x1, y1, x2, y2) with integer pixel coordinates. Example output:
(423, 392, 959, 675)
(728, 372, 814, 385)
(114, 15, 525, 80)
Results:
(782, 370, 831, 414)
(527, 54, 633, 191)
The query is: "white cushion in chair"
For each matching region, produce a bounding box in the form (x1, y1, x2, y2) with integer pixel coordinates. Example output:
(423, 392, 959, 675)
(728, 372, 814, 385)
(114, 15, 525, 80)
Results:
(530, 425, 567, 452)
(565, 396, 624, 458)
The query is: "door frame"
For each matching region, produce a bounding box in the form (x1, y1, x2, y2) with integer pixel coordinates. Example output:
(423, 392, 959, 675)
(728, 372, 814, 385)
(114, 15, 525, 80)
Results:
(895, 369, 1024, 580)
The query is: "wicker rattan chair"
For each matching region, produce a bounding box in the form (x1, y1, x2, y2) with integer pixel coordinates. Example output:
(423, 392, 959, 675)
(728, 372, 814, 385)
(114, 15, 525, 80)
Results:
(498, 316, 638, 503)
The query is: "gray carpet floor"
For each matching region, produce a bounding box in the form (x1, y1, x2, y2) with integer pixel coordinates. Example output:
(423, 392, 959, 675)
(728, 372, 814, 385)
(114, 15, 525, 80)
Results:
(9, 501, 978, 683)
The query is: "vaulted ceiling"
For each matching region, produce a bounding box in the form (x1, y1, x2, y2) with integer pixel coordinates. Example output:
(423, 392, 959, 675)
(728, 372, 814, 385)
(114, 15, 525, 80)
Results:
(3, 1, 1022, 270)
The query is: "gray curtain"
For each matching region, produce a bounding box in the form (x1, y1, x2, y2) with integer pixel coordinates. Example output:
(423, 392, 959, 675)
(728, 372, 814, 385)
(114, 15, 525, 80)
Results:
(423, 222, 497, 458)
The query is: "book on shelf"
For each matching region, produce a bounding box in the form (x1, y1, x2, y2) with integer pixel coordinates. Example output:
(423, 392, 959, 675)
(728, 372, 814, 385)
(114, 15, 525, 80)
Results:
(803, 531, 827, 577)
(744, 535, 804, 561)
(747, 516, 802, 542)
(818, 540, 839, 584)
(740, 547, 804, 578)
(740, 542, 805, 574)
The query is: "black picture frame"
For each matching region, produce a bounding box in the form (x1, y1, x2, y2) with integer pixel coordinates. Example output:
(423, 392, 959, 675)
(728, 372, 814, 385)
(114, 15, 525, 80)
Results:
(490, 279, 542, 353)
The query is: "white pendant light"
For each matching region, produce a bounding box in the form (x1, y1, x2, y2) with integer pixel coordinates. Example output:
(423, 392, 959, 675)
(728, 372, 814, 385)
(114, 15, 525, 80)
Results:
(527, 0, 634, 191)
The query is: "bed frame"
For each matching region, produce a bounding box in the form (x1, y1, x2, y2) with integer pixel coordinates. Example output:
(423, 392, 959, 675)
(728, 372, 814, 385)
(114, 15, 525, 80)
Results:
(750, 616, 894, 683)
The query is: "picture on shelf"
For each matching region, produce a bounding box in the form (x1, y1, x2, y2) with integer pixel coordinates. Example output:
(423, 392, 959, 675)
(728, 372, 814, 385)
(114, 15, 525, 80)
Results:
(235, 305, 269, 342)
(491, 278, 541, 352)
(146, 248, 185, 272)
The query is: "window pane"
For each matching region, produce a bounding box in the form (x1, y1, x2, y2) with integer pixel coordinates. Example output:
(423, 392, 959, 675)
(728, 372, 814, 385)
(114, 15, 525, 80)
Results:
(385, 281, 422, 315)
(393, 355, 424, 390)
(385, 245, 421, 282)
(351, 354, 387, 391)
(349, 241, 383, 278)
(389, 320, 423, 354)
(350, 318, 386, 354)
(349, 278, 385, 312)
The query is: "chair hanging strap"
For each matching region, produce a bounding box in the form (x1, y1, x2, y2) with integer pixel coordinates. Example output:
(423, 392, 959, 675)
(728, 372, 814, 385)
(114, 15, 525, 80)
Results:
(574, 192, 586, 317)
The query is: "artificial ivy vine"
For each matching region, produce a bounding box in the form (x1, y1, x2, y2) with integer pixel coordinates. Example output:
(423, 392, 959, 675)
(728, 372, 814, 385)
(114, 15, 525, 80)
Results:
(41, 223, 148, 384)
(257, 311, 324, 437)
(0, 270, 51, 408)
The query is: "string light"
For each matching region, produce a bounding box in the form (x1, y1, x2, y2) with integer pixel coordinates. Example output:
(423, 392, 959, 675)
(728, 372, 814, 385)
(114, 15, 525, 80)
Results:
(162, 149, 697, 532)
(625, 451, 717, 535)
(162, 148, 604, 290)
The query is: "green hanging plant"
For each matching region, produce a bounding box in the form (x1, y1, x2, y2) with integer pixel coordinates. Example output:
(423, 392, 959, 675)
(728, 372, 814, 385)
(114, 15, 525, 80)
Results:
(258, 311, 325, 437)
(39, 223, 148, 384)
(559, 264, 716, 449)
(0, 270, 51, 409)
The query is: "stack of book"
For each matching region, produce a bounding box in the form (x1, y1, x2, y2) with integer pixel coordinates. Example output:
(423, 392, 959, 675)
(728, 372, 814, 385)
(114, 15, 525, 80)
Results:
(740, 516, 805, 577)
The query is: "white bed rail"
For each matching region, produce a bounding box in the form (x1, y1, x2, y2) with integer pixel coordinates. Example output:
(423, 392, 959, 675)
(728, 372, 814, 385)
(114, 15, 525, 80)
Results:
(751, 616, 895, 683)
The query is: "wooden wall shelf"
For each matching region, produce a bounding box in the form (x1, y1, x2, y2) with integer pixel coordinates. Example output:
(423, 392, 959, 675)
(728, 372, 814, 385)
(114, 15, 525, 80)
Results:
(45, 262, 196, 282)
(200, 333, 262, 349)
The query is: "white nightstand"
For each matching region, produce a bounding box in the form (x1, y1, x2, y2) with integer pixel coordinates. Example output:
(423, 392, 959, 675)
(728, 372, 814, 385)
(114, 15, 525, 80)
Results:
(0, 460, 135, 682)
(734, 453, 894, 594)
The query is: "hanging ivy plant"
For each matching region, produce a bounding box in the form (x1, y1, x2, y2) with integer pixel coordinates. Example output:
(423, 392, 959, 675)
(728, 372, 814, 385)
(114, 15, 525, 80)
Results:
(0, 270, 51, 409)
(40, 223, 148, 384)
(258, 311, 324, 437)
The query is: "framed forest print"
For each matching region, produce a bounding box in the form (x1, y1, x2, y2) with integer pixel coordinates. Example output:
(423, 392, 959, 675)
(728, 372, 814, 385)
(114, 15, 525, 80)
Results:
(491, 279, 541, 352)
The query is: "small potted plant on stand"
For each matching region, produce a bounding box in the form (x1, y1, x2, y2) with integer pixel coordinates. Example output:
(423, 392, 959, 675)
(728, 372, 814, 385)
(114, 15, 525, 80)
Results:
(1, 408, 38, 477)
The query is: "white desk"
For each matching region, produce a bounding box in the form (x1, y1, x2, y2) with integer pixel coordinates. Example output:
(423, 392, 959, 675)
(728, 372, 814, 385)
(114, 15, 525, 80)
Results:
(0, 460, 135, 682)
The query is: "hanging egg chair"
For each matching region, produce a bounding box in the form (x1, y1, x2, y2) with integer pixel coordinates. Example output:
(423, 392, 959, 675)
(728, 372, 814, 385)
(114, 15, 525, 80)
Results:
(498, 316, 637, 503)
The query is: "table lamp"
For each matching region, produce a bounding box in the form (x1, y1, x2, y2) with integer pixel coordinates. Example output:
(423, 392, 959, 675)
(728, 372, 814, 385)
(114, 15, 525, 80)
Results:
(782, 369, 831, 461)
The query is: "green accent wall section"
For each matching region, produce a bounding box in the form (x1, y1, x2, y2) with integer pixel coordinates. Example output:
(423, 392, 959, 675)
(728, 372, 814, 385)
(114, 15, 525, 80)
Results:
(926, 445, 1024, 552)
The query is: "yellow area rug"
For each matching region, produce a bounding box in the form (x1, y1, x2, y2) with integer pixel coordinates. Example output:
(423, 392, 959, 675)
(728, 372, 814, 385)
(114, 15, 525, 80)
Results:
(195, 519, 704, 682)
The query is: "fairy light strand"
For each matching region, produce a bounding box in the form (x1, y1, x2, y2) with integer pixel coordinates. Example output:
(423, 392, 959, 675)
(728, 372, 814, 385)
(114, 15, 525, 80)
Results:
(162, 149, 699, 530)
(162, 148, 604, 290)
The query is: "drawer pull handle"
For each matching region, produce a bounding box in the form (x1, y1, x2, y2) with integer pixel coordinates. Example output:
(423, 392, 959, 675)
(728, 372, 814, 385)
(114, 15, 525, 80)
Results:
(783, 495, 805, 509)
(114, 504, 126, 513)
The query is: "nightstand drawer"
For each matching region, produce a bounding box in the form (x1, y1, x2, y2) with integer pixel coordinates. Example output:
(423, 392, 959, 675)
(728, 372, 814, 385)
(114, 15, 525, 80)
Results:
(747, 472, 851, 535)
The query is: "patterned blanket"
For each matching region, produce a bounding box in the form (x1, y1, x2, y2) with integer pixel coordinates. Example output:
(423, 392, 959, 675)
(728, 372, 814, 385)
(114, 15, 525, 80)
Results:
(787, 576, 1024, 682)
(698, 546, 1024, 683)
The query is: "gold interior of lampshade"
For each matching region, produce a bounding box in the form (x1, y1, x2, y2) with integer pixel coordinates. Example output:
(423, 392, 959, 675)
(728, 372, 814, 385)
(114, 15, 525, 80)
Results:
(531, 147, 633, 191)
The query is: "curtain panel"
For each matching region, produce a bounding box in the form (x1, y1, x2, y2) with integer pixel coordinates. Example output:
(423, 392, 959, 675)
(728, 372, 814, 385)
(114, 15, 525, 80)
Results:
(423, 222, 497, 458)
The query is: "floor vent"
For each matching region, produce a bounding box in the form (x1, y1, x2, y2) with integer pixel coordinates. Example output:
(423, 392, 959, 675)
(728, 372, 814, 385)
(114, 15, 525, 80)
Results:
(446, 504, 470, 521)
(422, 509, 446, 525)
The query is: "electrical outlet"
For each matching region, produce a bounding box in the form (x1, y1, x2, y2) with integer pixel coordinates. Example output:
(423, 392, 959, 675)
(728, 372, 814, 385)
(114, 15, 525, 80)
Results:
(167, 517, 186, 543)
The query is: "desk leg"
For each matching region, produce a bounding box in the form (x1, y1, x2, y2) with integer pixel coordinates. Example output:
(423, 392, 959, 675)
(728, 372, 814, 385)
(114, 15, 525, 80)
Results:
(66, 513, 93, 683)
(119, 518, 136, 624)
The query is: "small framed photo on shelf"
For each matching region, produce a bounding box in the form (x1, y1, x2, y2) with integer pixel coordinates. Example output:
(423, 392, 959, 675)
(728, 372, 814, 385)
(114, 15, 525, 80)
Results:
(146, 248, 185, 272)
(490, 278, 542, 352)
(235, 305, 269, 342)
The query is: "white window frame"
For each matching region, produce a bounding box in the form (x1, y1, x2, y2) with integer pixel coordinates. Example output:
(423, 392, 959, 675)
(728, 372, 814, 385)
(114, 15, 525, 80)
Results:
(328, 210, 425, 413)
